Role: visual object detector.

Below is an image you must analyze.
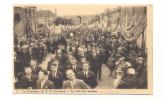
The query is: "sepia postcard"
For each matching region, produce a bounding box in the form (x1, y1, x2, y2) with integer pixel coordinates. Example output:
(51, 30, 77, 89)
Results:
(13, 4, 153, 94)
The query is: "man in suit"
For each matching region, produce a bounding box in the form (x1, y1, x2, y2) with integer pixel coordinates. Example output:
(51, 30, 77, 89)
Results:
(48, 63, 64, 89)
(71, 46, 78, 58)
(14, 72, 26, 89)
(35, 43, 44, 64)
(35, 69, 54, 89)
(46, 38, 58, 53)
(106, 54, 116, 76)
(88, 48, 102, 80)
(135, 57, 146, 78)
(66, 57, 82, 75)
(31, 60, 42, 75)
(52, 38, 59, 53)
(76, 61, 97, 88)
(55, 49, 65, 67)
(76, 47, 87, 61)
(62, 69, 90, 89)
(20, 67, 38, 89)
(46, 38, 54, 53)
(47, 54, 56, 71)
(19, 45, 31, 69)
(135, 57, 147, 88)
(30, 43, 37, 60)
(117, 68, 138, 89)
(48, 57, 63, 73)
(14, 52, 22, 78)
(78, 56, 87, 67)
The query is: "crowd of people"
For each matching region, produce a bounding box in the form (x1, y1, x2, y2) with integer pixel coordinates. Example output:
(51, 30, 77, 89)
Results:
(14, 28, 147, 89)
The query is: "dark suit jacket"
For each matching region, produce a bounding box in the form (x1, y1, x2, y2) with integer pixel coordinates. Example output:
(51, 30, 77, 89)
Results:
(52, 40, 59, 51)
(46, 40, 58, 52)
(14, 81, 27, 89)
(66, 64, 82, 74)
(76, 53, 86, 61)
(20, 74, 38, 89)
(135, 64, 146, 78)
(35, 79, 54, 89)
(31, 47, 37, 60)
(46, 40, 53, 52)
(47, 60, 53, 71)
(76, 71, 97, 88)
(88, 53, 102, 71)
(35, 46, 44, 60)
(32, 66, 42, 75)
(62, 79, 90, 89)
(14, 59, 23, 77)
(137, 69, 147, 89)
(19, 51, 31, 68)
(48, 71, 64, 89)
(117, 75, 138, 89)
(56, 55, 64, 65)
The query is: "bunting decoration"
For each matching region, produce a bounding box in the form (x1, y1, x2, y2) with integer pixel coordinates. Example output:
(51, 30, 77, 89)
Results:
(107, 12, 120, 32)
(120, 7, 147, 42)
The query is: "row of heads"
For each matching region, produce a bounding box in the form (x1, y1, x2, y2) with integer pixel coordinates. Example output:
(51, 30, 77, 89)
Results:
(24, 66, 87, 81)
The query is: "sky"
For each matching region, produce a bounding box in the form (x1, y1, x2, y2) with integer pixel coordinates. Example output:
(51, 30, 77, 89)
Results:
(36, 5, 112, 16)
(15, 4, 119, 16)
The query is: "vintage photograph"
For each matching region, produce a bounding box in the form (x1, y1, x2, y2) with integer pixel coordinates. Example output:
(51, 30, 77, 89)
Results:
(13, 4, 152, 94)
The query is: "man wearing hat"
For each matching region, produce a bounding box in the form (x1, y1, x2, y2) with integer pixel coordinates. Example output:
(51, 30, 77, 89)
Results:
(19, 45, 31, 69)
(48, 63, 64, 89)
(135, 57, 146, 78)
(88, 48, 102, 80)
(135, 57, 147, 88)
(117, 68, 138, 89)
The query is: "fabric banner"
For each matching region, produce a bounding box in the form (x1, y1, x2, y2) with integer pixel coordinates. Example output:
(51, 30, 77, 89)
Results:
(120, 7, 147, 42)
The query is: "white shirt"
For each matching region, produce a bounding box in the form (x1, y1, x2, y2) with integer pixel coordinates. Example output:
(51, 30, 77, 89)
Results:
(93, 53, 96, 57)
(72, 65, 76, 70)
(52, 71, 57, 78)
(113, 76, 121, 88)
(84, 71, 88, 77)
(41, 79, 47, 89)
(33, 65, 36, 70)
(26, 74, 31, 81)
(70, 80, 75, 89)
